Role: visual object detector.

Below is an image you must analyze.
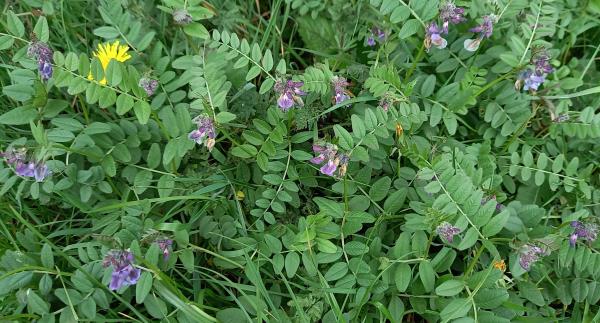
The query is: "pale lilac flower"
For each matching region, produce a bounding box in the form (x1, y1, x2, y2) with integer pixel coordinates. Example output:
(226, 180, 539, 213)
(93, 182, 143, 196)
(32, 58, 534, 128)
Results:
(425, 22, 447, 51)
(103, 250, 141, 290)
(569, 221, 598, 247)
(439, 1, 466, 33)
(39, 61, 53, 81)
(173, 9, 193, 25)
(436, 222, 461, 243)
(274, 79, 305, 111)
(310, 142, 349, 177)
(189, 114, 216, 151)
(517, 69, 546, 91)
(469, 15, 495, 39)
(464, 15, 496, 52)
(139, 77, 159, 96)
(156, 239, 173, 261)
(518, 243, 548, 271)
(1, 148, 50, 182)
(332, 76, 351, 104)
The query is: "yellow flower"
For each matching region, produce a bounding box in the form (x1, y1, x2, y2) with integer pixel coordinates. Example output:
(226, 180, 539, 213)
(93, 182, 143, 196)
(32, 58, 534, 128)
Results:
(87, 40, 131, 85)
(493, 259, 506, 271)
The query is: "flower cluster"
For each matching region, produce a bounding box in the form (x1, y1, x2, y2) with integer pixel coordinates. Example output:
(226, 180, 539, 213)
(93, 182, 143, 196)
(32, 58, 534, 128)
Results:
(0, 148, 50, 182)
(310, 142, 349, 177)
(156, 239, 173, 260)
(464, 14, 496, 52)
(515, 47, 554, 92)
(139, 77, 159, 96)
(366, 27, 386, 46)
(439, 1, 466, 32)
(331, 76, 351, 104)
(27, 41, 53, 81)
(102, 250, 141, 290)
(518, 243, 548, 271)
(425, 2, 465, 51)
(274, 79, 305, 111)
(436, 222, 461, 243)
(188, 114, 216, 151)
(173, 9, 193, 25)
(569, 220, 598, 247)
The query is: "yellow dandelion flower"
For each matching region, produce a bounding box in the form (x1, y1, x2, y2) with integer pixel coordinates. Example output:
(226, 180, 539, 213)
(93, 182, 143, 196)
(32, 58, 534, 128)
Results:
(87, 40, 131, 85)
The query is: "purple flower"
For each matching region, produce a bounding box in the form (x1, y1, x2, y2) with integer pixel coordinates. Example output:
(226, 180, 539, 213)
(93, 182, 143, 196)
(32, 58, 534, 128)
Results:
(518, 243, 548, 271)
(28, 41, 53, 82)
(173, 9, 193, 25)
(103, 250, 141, 290)
(139, 77, 159, 96)
(569, 221, 598, 247)
(274, 79, 305, 111)
(156, 239, 173, 261)
(378, 96, 393, 112)
(425, 23, 447, 51)
(439, 1, 466, 32)
(366, 27, 386, 46)
(2, 148, 51, 182)
(516, 69, 546, 92)
(436, 222, 461, 243)
(188, 114, 216, 151)
(532, 48, 553, 75)
(469, 15, 495, 39)
(332, 76, 351, 104)
(310, 142, 349, 178)
(464, 15, 496, 52)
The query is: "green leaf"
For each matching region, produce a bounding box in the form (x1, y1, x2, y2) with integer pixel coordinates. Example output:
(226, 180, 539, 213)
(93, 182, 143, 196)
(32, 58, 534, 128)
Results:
(333, 125, 354, 150)
(275, 59, 286, 75)
(259, 78, 275, 94)
(231, 145, 258, 158)
(116, 94, 135, 115)
(435, 279, 464, 296)
(419, 261, 435, 292)
(261, 49, 273, 71)
(3, 84, 34, 102)
(345, 241, 369, 256)
(351, 114, 366, 138)
(369, 176, 391, 202)
(398, 19, 420, 39)
(440, 298, 471, 322)
(34, 17, 50, 42)
(135, 272, 153, 304)
(394, 263, 412, 292)
(285, 252, 300, 278)
(421, 74, 436, 97)
(215, 111, 236, 123)
(324, 263, 348, 281)
(133, 101, 151, 124)
(27, 290, 50, 315)
(183, 23, 209, 39)
(482, 210, 509, 237)
(40, 243, 54, 268)
(6, 11, 25, 37)
(245, 65, 262, 81)
(390, 5, 410, 23)
(0, 106, 38, 125)
(105, 60, 122, 86)
(93, 26, 120, 38)
(0, 35, 14, 50)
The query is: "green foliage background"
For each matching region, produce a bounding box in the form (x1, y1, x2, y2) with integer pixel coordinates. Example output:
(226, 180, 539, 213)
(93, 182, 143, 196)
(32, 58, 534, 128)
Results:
(1, 0, 600, 322)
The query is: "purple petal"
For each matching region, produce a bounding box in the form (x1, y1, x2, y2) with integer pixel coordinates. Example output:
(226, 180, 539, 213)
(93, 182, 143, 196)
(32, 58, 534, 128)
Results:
(278, 93, 294, 111)
(320, 160, 338, 176)
(310, 154, 325, 165)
